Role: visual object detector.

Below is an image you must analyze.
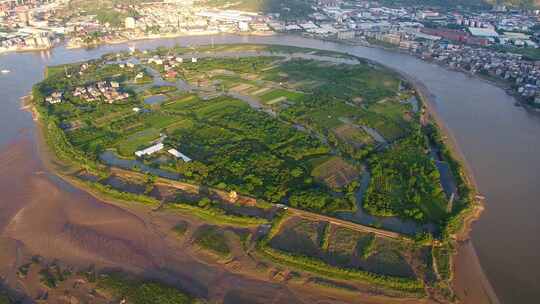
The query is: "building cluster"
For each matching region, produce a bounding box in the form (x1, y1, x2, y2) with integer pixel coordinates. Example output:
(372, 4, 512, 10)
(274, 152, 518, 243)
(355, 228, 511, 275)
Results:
(0, 0, 66, 52)
(5, 1, 540, 106)
(135, 141, 192, 163)
(418, 43, 540, 104)
(120, 1, 270, 37)
(45, 91, 62, 104)
(72, 81, 129, 104)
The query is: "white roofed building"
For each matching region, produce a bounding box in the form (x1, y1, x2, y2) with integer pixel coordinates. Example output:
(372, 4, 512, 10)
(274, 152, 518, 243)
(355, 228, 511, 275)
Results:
(468, 27, 499, 38)
(135, 143, 164, 157)
(168, 149, 192, 162)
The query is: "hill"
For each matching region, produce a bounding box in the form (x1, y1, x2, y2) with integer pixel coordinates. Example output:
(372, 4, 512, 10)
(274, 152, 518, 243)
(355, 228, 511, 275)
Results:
(196, 0, 314, 19)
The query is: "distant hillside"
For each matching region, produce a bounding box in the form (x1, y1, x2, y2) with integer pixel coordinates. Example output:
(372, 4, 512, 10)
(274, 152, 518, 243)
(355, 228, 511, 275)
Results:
(197, 0, 314, 20)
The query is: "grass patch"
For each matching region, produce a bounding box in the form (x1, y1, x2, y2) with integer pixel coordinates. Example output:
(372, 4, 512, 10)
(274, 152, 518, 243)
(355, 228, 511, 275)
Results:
(363, 131, 448, 223)
(260, 89, 304, 104)
(269, 218, 325, 257)
(114, 128, 160, 157)
(166, 203, 267, 227)
(433, 245, 452, 281)
(193, 225, 231, 258)
(256, 245, 424, 295)
(332, 124, 374, 146)
(172, 221, 189, 237)
(311, 156, 359, 189)
(97, 273, 193, 304)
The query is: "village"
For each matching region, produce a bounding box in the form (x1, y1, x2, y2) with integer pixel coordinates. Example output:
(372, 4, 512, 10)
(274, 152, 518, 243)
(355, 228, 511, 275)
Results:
(46, 80, 130, 105)
(2, 0, 540, 106)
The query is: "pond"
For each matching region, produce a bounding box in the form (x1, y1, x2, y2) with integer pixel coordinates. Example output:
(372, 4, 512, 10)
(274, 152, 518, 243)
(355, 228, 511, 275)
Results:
(144, 94, 167, 105)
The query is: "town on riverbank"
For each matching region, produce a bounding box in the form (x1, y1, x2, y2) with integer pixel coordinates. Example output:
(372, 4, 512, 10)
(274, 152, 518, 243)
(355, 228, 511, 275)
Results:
(3, 0, 540, 108)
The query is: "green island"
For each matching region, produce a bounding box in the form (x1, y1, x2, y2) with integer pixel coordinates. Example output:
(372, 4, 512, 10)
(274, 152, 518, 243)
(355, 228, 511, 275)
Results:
(31, 43, 480, 302)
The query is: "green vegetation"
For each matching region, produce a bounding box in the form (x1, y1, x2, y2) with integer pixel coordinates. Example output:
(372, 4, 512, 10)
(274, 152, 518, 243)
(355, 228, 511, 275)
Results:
(269, 218, 325, 256)
(17, 263, 32, 278)
(38, 264, 71, 289)
(98, 273, 194, 304)
(257, 245, 424, 295)
(68, 0, 146, 27)
(423, 122, 477, 239)
(167, 203, 267, 227)
(433, 245, 452, 281)
(84, 180, 161, 207)
(172, 221, 189, 237)
(310, 277, 359, 293)
(364, 128, 447, 223)
(259, 89, 304, 104)
(193, 225, 231, 258)
(490, 45, 540, 61)
(31, 44, 473, 300)
(320, 223, 331, 250)
(358, 233, 377, 259)
(33, 44, 455, 225)
(258, 215, 426, 295)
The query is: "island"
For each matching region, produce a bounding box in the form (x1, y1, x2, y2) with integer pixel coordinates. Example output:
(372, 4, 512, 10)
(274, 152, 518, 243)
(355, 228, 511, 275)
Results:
(29, 44, 481, 303)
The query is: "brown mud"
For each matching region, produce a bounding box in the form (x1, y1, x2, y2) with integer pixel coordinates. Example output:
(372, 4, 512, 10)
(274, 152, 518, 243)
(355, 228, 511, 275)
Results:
(0, 129, 435, 303)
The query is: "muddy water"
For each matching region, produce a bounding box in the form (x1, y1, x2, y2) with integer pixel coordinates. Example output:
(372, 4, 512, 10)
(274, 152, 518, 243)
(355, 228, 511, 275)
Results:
(0, 34, 538, 303)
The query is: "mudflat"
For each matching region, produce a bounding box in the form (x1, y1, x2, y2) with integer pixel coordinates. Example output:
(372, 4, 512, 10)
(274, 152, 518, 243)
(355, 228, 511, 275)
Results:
(0, 134, 431, 303)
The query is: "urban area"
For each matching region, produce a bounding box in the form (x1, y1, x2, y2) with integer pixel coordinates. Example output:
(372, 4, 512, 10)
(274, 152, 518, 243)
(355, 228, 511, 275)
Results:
(2, 1, 540, 101)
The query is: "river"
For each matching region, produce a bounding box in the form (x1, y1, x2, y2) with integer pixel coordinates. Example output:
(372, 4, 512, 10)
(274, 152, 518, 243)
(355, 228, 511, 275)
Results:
(0, 34, 538, 303)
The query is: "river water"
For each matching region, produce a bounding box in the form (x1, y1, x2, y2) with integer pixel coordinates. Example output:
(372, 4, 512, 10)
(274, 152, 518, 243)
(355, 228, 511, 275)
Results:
(0, 34, 538, 303)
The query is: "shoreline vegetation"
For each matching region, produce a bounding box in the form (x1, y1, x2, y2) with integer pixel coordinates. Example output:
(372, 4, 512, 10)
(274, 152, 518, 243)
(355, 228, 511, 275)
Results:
(26, 41, 487, 303)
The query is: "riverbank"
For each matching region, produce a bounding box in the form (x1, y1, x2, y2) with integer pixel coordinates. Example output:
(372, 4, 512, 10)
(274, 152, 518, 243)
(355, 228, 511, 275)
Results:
(341, 46, 496, 303)
(0, 45, 54, 55)
(65, 30, 276, 50)
(396, 70, 499, 304)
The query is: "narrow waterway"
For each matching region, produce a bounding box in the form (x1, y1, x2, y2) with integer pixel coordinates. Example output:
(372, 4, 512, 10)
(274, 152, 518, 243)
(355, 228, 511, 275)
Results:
(0, 34, 538, 303)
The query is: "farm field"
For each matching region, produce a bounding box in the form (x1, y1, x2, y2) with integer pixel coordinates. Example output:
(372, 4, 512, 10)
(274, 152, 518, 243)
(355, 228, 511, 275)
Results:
(259, 215, 431, 295)
(33, 43, 453, 223)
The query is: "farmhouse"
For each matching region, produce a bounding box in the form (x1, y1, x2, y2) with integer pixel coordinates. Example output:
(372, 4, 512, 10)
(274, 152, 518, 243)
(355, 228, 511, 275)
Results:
(168, 148, 192, 162)
(45, 91, 63, 104)
(135, 143, 164, 157)
(72, 81, 128, 103)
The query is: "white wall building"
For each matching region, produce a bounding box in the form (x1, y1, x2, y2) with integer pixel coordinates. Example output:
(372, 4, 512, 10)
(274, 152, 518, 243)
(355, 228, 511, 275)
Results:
(135, 143, 164, 157)
(168, 149, 192, 162)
